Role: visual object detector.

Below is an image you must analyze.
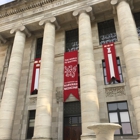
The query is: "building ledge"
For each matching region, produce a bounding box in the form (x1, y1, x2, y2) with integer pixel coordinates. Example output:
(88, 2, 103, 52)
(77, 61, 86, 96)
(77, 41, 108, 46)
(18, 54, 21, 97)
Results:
(104, 82, 125, 89)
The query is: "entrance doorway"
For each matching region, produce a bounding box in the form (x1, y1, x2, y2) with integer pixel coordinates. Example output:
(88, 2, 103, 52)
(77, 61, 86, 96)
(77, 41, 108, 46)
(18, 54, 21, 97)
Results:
(63, 102, 81, 140)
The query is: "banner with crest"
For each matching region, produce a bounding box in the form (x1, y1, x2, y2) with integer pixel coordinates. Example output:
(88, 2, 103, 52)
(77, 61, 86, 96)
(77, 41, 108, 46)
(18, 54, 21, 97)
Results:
(103, 43, 120, 83)
(30, 58, 41, 95)
(63, 51, 80, 102)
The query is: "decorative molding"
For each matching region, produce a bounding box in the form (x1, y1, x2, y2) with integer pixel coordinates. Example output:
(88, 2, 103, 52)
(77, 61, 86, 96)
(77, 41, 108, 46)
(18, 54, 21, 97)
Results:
(39, 17, 60, 30)
(0, 35, 7, 44)
(0, 0, 77, 18)
(56, 87, 63, 103)
(10, 24, 31, 37)
(0, 0, 57, 18)
(105, 86, 125, 97)
(73, 6, 95, 22)
(29, 95, 37, 105)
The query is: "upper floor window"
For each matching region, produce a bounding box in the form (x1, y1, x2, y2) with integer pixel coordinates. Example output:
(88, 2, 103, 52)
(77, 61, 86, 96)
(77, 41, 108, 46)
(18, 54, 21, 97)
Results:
(102, 57, 123, 85)
(107, 102, 132, 135)
(98, 19, 117, 45)
(35, 38, 43, 59)
(133, 12, 140, 36)
(65, 29, 79, 52)
(26, 110, 36, 139)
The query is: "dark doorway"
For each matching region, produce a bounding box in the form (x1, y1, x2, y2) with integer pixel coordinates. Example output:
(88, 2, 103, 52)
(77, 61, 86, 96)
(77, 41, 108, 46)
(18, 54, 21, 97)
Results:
(63, 101, 81, 140)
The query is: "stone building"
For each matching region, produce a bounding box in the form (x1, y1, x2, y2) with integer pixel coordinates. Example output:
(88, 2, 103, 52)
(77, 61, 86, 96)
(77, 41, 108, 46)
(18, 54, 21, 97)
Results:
(0, 0, 140, 140)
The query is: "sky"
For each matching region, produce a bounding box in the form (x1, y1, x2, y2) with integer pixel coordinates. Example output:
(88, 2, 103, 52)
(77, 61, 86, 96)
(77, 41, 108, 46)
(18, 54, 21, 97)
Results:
(0, 0, 14, 5)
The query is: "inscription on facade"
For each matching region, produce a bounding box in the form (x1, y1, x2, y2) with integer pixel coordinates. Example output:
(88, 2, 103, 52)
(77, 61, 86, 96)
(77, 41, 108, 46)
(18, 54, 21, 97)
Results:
(0, 0, 77, 18)
(105, 86, 125, 97)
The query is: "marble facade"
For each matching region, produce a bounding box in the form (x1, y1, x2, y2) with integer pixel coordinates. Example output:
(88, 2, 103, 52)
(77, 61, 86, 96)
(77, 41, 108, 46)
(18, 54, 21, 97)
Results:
(0, 0, 140, 140)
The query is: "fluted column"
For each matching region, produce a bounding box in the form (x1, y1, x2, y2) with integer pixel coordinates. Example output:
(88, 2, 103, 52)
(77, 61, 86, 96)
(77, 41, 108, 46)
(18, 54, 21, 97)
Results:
(111, 0, 140, 139)
(0, 25, 30, 139)
(73, 7, 100, 140)
(32, 17, 59, 140)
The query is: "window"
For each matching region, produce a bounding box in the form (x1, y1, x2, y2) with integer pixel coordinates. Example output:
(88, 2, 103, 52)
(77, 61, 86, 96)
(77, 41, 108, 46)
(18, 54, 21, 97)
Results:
(107, 102, 132, 135)
(102, 57, 123, 85)
(35, 38, 43, 59)
(133, 12, 140, 36)
(98, 19, 117, 45)
(65, 29, 79, 52)
(26, 110, 36, 139)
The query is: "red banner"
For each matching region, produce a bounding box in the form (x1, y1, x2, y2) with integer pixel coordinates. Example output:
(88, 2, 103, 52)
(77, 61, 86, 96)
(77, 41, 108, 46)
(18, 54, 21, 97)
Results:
(31, 58, 41, 94)
(103, 43, 120, 83)
(63, 51, 80, 102)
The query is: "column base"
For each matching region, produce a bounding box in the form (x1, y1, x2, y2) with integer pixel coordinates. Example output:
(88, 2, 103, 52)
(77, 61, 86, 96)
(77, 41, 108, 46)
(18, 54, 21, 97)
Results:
(137, 133, 140, 140)
(32, 137, 52, 140)
(88, 123, 121, 140)
(81, 134, 96, 140)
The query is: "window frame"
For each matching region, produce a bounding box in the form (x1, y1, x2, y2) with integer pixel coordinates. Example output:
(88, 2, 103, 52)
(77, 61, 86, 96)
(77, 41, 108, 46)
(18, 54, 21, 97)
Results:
(65, 28, 79, 52)
(26, 110, 36, 139)
(98, 19, 118, 45)
(102, 57, 123, 85)
(107, 101, 133, 136)
(35, 37, 43, 59)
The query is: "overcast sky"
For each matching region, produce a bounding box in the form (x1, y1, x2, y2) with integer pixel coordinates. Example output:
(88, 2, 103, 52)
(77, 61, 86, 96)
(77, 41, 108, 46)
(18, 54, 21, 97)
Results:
(0, 0, 14, 5)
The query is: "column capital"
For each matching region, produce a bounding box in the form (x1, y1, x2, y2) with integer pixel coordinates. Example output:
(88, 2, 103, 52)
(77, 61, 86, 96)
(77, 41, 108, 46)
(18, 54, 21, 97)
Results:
(73, 7, 95, 21)
(110, 0, 134, 13)
(10, 25, 31, 37)
(0, 35, 7, 44)
(39, 16, 60, 30)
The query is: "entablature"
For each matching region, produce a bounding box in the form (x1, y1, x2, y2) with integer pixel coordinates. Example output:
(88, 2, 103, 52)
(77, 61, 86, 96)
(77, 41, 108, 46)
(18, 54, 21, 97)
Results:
(0, 0, 140, 39)
(0, 0, 113, 38)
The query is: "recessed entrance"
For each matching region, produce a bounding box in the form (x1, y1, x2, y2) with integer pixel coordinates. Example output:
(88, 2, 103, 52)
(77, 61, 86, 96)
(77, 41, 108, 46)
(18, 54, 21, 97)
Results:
(63, 101, 81, 140)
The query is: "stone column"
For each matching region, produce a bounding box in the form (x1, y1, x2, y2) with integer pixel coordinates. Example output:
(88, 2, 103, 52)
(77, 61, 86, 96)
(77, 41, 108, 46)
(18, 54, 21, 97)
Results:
(0, 25, 30, 139)
(111, 0, 140, 139)
(73, 7, 100, 140)
(32, 17, 59, 140)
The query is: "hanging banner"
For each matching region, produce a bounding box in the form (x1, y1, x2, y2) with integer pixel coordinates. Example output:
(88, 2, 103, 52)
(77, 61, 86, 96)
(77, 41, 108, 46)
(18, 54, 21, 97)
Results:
(103, 43, 120, 83)
(63, 51, 80, 102)
(30, 58, 41, 95)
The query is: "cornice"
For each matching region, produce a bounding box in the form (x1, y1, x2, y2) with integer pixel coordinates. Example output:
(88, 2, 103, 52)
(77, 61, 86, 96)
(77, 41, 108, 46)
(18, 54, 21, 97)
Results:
(0, 0, 57, 18)
(0, 0, 106, 33)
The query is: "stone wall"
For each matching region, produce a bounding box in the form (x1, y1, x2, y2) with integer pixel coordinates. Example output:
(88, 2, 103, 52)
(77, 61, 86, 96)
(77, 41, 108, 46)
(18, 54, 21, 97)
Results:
(0, 8, 139, 140)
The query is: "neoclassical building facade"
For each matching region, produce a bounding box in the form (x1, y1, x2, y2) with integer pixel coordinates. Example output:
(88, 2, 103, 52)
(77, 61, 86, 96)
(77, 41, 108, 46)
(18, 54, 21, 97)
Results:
(0, 0, 140, 140)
